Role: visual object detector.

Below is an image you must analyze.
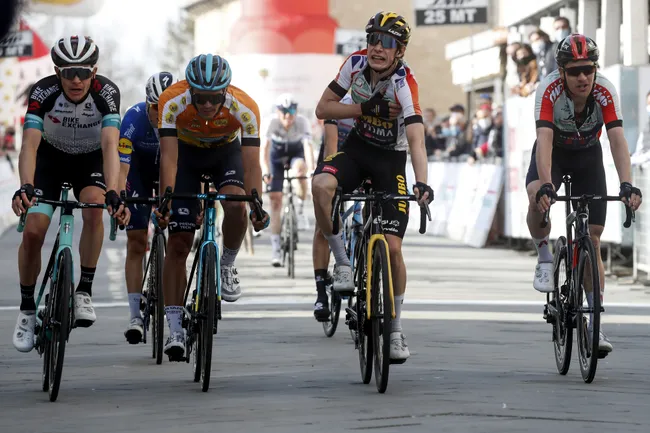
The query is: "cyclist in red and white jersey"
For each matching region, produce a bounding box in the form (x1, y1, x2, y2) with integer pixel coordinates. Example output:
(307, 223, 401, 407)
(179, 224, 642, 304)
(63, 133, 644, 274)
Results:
(527, 34, 642, 354)
(312, 11, 432, 362)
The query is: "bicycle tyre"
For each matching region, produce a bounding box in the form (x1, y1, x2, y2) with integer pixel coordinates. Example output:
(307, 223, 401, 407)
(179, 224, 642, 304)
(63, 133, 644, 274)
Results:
(41, 320, 50, 392)
(356, 241, 373, 384)
(576, 237, 601, 383)
(200, 243, 217, 392)
(152, 234, 165, 364)
(552, 236, 572, 375)
(322, 287, 341, 337)
(371, 240, 392, 393)
(48, 248, 72, 402)
(288, 206, 296, 279)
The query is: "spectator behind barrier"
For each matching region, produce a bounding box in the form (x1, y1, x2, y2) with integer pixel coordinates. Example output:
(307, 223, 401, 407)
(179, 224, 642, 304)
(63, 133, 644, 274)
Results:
(529, 29, 556, 79)
(0, 126, 16, 172)
(511, 44, 539, 97)
(444, 104, 471, 159)
(552, 16, 572, 43)
(487, 107, 503, 159)
(423, 107, 444, 157)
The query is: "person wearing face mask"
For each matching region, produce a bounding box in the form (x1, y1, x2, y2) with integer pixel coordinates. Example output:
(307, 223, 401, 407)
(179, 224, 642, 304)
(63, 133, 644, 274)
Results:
(471, 105, 493, 161)
(553, 16, 572, 44)
(529, 29, 557, 79)
(445, 105, 471, 159)
(512, 44, 539, 97)
(631, 90, 650, 165)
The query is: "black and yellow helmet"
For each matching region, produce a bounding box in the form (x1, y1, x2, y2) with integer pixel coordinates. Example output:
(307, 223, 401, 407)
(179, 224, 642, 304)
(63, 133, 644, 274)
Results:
(365, 11, 411, 46)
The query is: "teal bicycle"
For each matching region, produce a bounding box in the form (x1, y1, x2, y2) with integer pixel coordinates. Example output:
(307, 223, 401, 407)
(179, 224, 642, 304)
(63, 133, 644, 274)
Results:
(17, 182, 117, 402)
(165, 175, 265, 392)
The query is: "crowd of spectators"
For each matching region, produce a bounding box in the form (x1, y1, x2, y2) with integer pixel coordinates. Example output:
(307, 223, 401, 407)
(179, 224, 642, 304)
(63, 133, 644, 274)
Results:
(508, 16, 572, 97)
(424, 94, 503, 163)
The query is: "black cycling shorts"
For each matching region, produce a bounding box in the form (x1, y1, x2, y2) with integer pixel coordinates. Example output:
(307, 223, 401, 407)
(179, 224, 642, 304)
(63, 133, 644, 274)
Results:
(314, 130, 409, 238)
(268, 141, 304, 193)
(169, 140, 245, 234)
(32, 140, 106, 203)
(526, 142, 607, 226)
(125, 154, 158, 231)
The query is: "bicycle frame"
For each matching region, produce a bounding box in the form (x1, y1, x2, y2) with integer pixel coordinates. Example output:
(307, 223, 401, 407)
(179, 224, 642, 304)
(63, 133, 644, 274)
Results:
(195, 185, 221, 307)
(341, 201, 363, 274)
(363, 199, 395, 320)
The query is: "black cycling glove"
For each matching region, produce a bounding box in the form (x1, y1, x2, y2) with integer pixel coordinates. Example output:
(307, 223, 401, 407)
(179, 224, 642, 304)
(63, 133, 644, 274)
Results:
(361, 98, 391, 118)
(619, 182, 642, 200)
(13, 183, 34, 204)
(413, 182, 434, 204)
(104, 190, 123, 214)
(535, 183, 557, 203)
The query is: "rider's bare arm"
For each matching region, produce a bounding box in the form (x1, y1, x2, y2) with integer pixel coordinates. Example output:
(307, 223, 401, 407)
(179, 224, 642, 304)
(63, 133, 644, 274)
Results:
(315, 87, 362, 120)
(406, 122, 427, 184)
(535, 127, 554, 186)
(261, 138, 271, 175)
(18, 129, 41, 186)
(100, 126, 120, 192)
(607, 126, 633, 184)
(302, 137, 314, 172)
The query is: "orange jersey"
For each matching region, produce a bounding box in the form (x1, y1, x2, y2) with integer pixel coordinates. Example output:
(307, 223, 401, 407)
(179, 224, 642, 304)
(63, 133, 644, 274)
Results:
(157, 80, 261, 148)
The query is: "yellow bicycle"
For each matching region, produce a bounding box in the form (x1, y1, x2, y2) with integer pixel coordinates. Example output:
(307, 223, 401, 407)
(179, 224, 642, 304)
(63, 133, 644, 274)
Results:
(331, 185, 430, 393)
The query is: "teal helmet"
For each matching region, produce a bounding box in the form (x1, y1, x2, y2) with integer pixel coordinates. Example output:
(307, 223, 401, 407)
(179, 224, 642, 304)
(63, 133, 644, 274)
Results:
(185, 54, 232, 91)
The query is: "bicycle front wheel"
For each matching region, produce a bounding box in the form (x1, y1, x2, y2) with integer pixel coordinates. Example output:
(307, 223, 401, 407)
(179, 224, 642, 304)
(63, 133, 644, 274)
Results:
(356, 242, 373, 384)
(151, 234, 166, 364)
(48, 248, 73, 402)
(551, 236, 572, 375)
(576, 237, 601, 383)
(200, 243, 217, 392)
(371, 239, 392, 393)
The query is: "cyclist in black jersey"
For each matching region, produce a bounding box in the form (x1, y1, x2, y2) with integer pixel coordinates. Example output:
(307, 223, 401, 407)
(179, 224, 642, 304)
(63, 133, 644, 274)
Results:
(10, 36, 129, 354)
(312, 12, 433, 362)
(528, 34, 642, 354)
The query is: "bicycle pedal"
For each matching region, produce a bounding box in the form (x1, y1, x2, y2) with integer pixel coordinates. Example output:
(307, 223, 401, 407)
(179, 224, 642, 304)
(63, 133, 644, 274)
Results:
(390, 358, 407, 365)
(597, 350, 609, 359)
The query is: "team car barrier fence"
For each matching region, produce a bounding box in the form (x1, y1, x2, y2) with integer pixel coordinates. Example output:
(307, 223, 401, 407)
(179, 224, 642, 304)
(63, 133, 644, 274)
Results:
(633, 164, 650, 278)
(405, 161, 503, 248)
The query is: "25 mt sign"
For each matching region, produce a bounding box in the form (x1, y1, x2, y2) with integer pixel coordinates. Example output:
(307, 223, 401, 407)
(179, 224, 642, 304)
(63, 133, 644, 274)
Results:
(413, 0, 488, 26)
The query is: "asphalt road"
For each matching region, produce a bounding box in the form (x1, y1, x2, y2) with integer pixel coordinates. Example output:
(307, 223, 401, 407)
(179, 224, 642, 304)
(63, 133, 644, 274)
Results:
(1, 213, 650, 432)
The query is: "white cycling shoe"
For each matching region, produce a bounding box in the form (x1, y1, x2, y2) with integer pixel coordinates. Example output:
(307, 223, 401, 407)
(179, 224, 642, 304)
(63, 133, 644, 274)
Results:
(389, 332, 410, 362)
(221, 265, 241, 302)
(13, 311, 36, 353)
(332, 264, 354, 292)
(124, 317, 144, 345)
(533, 262, 554, 293)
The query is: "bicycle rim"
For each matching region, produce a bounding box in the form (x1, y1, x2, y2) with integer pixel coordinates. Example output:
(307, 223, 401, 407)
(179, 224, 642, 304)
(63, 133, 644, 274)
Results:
(154, 235, 165, 364)
(288, 208, 295, 279)
(201, 243, 216, 392)
(552, 236, 572, 375)
(357, 248, 373, 384)
(48, 249, 72, 402)
(576, 238, 601, 383)
(322, 288, 341, 337)
(41, 322, 50, 392)
(372, 241, 391, 393)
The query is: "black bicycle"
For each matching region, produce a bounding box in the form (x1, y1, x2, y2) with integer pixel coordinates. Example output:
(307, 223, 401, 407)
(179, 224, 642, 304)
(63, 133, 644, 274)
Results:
(121, 187, 172, 364)
(277, 163, 309, 279)
(331, 185, 431, 393)
(541, 175, 634, 383)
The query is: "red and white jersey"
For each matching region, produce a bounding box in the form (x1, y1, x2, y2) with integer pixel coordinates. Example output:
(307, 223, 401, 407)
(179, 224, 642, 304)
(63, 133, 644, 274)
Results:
(328, 49, 422, 151)
(534, 69, 623, 149)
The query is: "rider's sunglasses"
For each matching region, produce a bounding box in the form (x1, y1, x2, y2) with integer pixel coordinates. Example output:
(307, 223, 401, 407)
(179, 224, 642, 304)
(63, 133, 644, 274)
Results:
(280, 106, 297, 115)
(367, 33, 399, 49)
(58, 66, 94, 81)
(191, 91, 225, 106)
(564, 65, 596, 77)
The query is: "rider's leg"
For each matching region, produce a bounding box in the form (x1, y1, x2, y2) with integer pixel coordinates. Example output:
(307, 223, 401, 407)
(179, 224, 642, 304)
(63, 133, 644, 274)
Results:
(292, 158, 309, 230)
(125, 230, 147, 314)
(268, 156, 284, 265)
(312, 225, 331, 320)
(218, 183, 247, 302)
(74, 185, 105, 327)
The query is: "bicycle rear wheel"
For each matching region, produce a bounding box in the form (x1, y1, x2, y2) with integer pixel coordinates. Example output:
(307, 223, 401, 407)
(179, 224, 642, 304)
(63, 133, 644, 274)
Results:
(371, 240, 392, 393)
(322, 285, 341, 337)
(151, 234, 165, 364)
(551, 236, 572, 375)
(287, 206, 296, 279)
(47, 248, 72, 402)
(576, 237, 601, 383)
(356, 243, 373, 384)
(200, 243, 217, 392)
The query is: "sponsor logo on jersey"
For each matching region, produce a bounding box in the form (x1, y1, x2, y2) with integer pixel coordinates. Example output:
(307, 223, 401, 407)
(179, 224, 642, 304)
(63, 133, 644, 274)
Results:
(62, 117, 101, 129)
(85, 102, 92, 110)
(30, 84, 59, 104)
(245, 123, 256, 135)
(231, 99, 239, 112)
(28, 101, 40, 111)
(395, 77, 406, 90)
(395, 174, 407, 214)
(47, 114, 61, 124)
(178, 207, 190, 216)
(212, 119, 228, 127)
(322, 165, 338, 175)
(165, 113, 175, 124)
(241, 112, 251, 123)
(323, 151, 343, 162)
(119, 138, 133, 155)
(592, 86, 613, 107)
(169, 103, 179, 113)
(181, 96, 187, 105)
(123, 123, 136, 139)
(225, 170, 236, 176)
(99, 82, 119, 113)
(90, 172, 102, 177)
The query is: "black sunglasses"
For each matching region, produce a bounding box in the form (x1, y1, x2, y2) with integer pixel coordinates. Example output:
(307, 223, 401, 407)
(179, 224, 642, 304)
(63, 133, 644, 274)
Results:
(58, 67, 94, 81)
(564, 65, 596, 77)
(191, 91, 225, 106)
(367, 33, 399, 49)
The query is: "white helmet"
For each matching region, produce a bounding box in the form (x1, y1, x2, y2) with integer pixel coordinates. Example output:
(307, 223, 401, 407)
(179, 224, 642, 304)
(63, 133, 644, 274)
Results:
(145, 72, 175, 104)
(276, 93, 298, 110)
(51, 36, 99, 67)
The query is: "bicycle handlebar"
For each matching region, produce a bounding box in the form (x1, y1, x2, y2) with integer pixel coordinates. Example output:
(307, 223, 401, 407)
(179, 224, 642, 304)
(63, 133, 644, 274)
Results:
(540, 195, 634, 229)
(16, 198, 118, 241)
(330, 187, 432, 235)
(119, 186, 174, 231)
